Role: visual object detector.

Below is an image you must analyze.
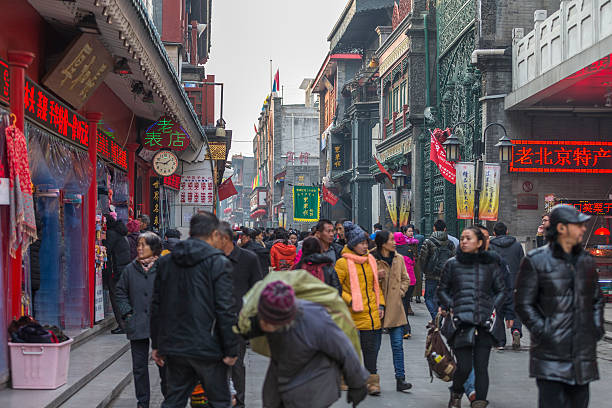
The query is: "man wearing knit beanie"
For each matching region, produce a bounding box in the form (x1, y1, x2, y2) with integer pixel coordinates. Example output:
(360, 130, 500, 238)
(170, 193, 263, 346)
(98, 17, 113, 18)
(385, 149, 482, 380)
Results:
(254, 281, 369, 407)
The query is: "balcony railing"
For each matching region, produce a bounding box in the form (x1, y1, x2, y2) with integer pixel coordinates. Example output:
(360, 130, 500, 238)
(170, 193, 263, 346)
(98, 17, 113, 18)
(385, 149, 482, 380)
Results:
(384, 105, 409, 139)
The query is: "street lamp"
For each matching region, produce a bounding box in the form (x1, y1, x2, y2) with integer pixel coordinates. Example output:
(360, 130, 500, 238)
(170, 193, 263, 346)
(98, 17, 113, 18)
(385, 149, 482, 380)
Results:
(494, 130, 513, 162)
(442, 131, 462, 162)
(392, 169, 406, 232)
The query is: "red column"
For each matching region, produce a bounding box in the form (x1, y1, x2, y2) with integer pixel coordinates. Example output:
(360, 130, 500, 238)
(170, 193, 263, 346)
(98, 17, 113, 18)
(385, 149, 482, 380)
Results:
(126, 143, 139, 218)
(86, 112, 101, 327)
(8, 50, 34, 319)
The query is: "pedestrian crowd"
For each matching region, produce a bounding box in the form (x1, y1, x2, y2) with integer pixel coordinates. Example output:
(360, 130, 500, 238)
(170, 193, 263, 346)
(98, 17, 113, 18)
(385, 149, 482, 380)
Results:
(101, 204, 604, 408)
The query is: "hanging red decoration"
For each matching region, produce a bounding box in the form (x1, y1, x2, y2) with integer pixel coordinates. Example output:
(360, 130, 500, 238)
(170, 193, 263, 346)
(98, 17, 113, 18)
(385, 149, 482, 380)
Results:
(594, 227, 610, 236)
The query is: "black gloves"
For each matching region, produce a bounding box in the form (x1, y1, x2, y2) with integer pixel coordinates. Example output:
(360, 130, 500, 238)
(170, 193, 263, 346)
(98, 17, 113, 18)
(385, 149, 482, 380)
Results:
(346, 385, 367, 407)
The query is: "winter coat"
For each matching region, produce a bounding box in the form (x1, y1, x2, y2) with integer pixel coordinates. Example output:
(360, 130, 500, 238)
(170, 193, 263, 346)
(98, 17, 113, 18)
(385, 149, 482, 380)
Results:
(244, 240, 271, 274)
(257, 300, 369, 408)
(270, 241, 297, 271)
(115, 260, 158, 340)
(394, 233, 419, 285)
(127, 232, 139, 261)
(335, 247, 385, 331)
(226, 245, 263, 314)
(104, 221, 131, 281)
(514, 242, 605, 385)
(489, 235, 524, 284)
(150, 237, 239, 360)
(163, 237, 181, 253)
(295, 253, 342, 295)
(437, 249, 506, 348)
(418, 231, 455, 281)
(371, 250, 409, 329)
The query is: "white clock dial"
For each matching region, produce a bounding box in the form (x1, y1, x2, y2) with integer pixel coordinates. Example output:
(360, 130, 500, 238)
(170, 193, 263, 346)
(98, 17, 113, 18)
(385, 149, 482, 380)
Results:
(152, 150, 179, 177)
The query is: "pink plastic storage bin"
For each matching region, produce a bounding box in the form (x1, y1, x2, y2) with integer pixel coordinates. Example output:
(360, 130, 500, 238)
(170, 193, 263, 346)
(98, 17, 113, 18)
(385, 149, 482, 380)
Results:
(8, 338, 73, 389)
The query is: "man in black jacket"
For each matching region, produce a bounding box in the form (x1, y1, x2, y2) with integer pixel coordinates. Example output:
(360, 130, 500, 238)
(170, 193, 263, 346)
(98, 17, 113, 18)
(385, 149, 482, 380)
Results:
(151, 212, 239, 408)
(216, 222, 263, 408)
(104, 214, 132, 334)
(515, 205, 604, 408)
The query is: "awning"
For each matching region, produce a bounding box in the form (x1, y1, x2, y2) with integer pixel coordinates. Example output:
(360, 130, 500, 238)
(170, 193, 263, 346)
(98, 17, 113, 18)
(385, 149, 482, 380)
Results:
(250, 209, 266, 219)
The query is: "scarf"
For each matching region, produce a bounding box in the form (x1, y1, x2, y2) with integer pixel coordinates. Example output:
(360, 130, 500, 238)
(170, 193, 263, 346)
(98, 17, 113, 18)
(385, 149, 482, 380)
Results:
(139, 255, 158, 272)
(342, 252, 381, 313)
(5, 123, 36, 257)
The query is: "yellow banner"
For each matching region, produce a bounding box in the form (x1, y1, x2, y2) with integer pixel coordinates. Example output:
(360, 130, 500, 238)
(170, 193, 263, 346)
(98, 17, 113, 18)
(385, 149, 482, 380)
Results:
(479, 164, 501, 221)
(399, 190, 411, 227)
(455, 162, 475, 220)
(383, 189, 398, 227)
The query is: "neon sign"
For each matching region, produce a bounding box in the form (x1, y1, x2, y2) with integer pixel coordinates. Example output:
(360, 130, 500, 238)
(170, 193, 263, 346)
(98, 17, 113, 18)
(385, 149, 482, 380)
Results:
(163, 174, 181, 190)
(97, 130, 128, 171)
(509, 140, 612, 174)
(556, 199, 612, 216)
(143, 116, 190, 152)
(0, 58, 9, 104)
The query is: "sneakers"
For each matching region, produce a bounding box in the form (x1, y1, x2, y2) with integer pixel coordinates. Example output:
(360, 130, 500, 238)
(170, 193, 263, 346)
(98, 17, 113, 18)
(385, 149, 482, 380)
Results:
(512, 329, 521, 350)
(468, 390, 476, 402)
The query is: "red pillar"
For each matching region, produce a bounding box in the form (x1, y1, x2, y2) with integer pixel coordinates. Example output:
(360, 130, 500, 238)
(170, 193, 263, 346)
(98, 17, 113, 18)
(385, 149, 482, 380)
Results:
(8, 50, 34, 319)
(126, 143, 139, 218)
(86, 112, 101, 327)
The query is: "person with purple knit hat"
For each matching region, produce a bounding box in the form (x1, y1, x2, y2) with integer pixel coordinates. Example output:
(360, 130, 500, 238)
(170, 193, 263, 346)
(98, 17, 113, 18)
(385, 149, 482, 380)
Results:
(247, 280, 369, 408)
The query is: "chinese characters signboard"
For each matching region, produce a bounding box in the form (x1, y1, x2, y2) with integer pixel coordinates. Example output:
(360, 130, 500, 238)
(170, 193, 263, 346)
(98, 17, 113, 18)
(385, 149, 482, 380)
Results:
(150, 177, 161, 230)
(42, 33, 113, 109)
(332, 144, 344, 170)
(144, 116, 191, 151)
(293, 186, 320, 222)
(97, 130, 128, 171)
(479, 164, 501, 221)
(25, 78, 89, 148)
(0, 57, 9, 104)
(509, 140, 612, 174)
(399, 189, 411, 227)
(455, 162, 475, 220)
(180, 175, 214, 205)
(383, 189, 398, 227)
(556, 199, 612, 216)
(163, 174, 181, 190)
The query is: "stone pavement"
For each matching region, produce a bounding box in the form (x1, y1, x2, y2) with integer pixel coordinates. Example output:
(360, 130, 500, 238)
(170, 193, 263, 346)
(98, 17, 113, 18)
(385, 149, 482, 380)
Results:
(110, 302, 612, 407)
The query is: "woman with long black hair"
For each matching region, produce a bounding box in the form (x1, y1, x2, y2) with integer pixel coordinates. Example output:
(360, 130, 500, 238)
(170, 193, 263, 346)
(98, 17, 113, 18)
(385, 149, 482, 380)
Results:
(437, 226, 505, 408)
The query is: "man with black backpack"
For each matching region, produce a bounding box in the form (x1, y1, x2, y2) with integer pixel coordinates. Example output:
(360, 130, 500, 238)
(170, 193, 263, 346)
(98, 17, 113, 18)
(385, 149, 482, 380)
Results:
(418, 219, 455, 320)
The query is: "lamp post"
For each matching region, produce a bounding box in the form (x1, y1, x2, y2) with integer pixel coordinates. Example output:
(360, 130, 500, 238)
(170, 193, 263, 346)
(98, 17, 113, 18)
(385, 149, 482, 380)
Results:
(392, 169, 406, 232)
(443, 121, 512, 224)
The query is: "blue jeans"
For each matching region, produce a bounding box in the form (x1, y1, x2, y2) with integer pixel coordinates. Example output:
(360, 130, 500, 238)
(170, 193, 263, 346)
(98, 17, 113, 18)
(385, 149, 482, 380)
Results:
(388, 327, 405, 379)
(425, 279, 439, 320)
(464, 369, 475, 397)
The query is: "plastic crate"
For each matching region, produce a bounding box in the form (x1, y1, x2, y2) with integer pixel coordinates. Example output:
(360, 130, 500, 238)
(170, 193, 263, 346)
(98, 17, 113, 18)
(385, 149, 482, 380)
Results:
(8, 339, 73, 389)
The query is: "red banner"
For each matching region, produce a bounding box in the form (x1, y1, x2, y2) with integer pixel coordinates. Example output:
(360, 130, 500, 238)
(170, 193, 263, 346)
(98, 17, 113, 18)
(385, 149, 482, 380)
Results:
(430, 130, 456, 184)
(375, 156, 393, 183)
(218, 177, 238, 201)
(322, 184, 339, 206)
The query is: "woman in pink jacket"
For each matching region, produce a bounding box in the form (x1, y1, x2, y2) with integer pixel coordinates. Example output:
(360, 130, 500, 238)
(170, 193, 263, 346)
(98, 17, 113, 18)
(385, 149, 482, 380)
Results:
(393, 232, 417, 338)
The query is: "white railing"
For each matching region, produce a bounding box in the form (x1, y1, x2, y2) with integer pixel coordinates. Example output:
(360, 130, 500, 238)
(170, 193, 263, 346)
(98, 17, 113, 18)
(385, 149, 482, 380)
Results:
(513, 0, 612, 90)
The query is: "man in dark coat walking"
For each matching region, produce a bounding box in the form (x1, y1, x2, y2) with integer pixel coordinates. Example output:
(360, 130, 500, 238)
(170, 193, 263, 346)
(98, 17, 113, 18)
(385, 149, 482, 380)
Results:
(150, 212, 239, 408)
(216, 222, 263, 408)
(515, 205, 605, 408)
(104, 214, 132, 334)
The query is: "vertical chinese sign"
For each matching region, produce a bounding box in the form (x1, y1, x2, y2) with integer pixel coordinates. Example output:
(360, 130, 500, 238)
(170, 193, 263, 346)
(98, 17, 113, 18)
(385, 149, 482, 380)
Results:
(383, 189, 398, 227)
(455, 162, 475, 220)
(293, 186, 320, 222)
(332, 144, 344, 170)
(479, 164, 501, 221)
(399, 190, 411, 227)
(0, 57, 10, 105)
(151, 177, 161, 230)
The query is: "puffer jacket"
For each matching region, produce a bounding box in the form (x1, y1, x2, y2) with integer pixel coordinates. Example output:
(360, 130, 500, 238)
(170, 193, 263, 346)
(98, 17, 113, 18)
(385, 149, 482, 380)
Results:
(294, 253, 342, 295)
(437, 249, 505, 347)
(244, 240, 271, 274)
(489, 235, 524, 283)
(418, 230, 455, 280)
(515, 242, 605, 385)
(335, 247, 385, 331)
(270, 241, 297, 271)
(394, 233, 418, 285)
(150, 237, 239, 360)
(371, 250, 409, 329)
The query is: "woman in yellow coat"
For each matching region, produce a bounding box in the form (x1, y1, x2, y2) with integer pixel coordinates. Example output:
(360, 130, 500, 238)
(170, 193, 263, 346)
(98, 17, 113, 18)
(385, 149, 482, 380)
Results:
(335, 222, 385, 396)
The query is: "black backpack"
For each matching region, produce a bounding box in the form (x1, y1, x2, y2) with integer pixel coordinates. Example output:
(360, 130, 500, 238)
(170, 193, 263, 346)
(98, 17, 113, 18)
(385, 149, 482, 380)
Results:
(425, 238, 454, 279)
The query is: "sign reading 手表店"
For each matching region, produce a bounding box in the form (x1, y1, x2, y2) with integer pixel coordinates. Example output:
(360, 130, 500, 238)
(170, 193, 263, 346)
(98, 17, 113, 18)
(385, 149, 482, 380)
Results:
(42, 33, 113, 109)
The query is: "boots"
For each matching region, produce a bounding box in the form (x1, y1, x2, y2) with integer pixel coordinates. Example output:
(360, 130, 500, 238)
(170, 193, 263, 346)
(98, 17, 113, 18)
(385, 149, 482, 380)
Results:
(366, 374, 381, 396)
(448, 391, 462, 408)
(396, 377, 412, 392)
(471, 401, 489, 408)
(405, 304, 415, 316)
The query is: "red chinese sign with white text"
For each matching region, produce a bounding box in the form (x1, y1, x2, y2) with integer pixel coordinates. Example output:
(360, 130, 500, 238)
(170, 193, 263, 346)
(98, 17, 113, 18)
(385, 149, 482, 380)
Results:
(509, 140, 612, 174)
(143, 116, 190, 151)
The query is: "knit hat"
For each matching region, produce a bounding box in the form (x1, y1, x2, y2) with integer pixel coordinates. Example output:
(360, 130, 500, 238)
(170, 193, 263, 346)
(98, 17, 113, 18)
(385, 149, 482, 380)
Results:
(127, 219, 140, 234)
(344, 221, 368, 250)
(258, 281, 297, 326)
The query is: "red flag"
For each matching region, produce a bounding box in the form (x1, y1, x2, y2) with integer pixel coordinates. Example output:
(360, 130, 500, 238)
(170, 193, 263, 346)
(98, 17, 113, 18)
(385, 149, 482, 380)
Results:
(218, 177, 238, 201)
(322, 184, 339, 206)
(429, 130, 456, 184)
(254, 123, 258, 134)
(375, 157, 393, 183)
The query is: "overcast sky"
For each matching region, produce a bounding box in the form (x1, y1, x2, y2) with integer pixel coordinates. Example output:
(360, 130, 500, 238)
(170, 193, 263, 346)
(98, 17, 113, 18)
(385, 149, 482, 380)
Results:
(205, 0, 348, 158)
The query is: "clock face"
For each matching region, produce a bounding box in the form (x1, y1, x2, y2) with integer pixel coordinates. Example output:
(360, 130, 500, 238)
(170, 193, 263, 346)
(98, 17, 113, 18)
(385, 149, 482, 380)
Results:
(152, 150, 179, 177)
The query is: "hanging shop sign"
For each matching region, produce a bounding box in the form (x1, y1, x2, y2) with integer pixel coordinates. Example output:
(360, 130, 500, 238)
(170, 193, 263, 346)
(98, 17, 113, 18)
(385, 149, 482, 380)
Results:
(180, 175, 214, 205)
(205, 142, 227, 160)
(556, 199, 612, 216)
(479, 164, 501, 221)
(455, 162, 475, 220)
(332, 143, 344, 170)
(399, 189, 411, 227)
(293, 186, 320, 222)
(96, 130, 128, 171)
(143, 116, 191, 151)
(150, 177, 161, 230)
(0, 57, 9, 105)
(42, 33, 113, 109)
(378, 138, 412, 163)
(163, 174, 181, 190)
(509, 140, 612, 174)
(25, 77, 89, 148)
(383, 189, 398, 227)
